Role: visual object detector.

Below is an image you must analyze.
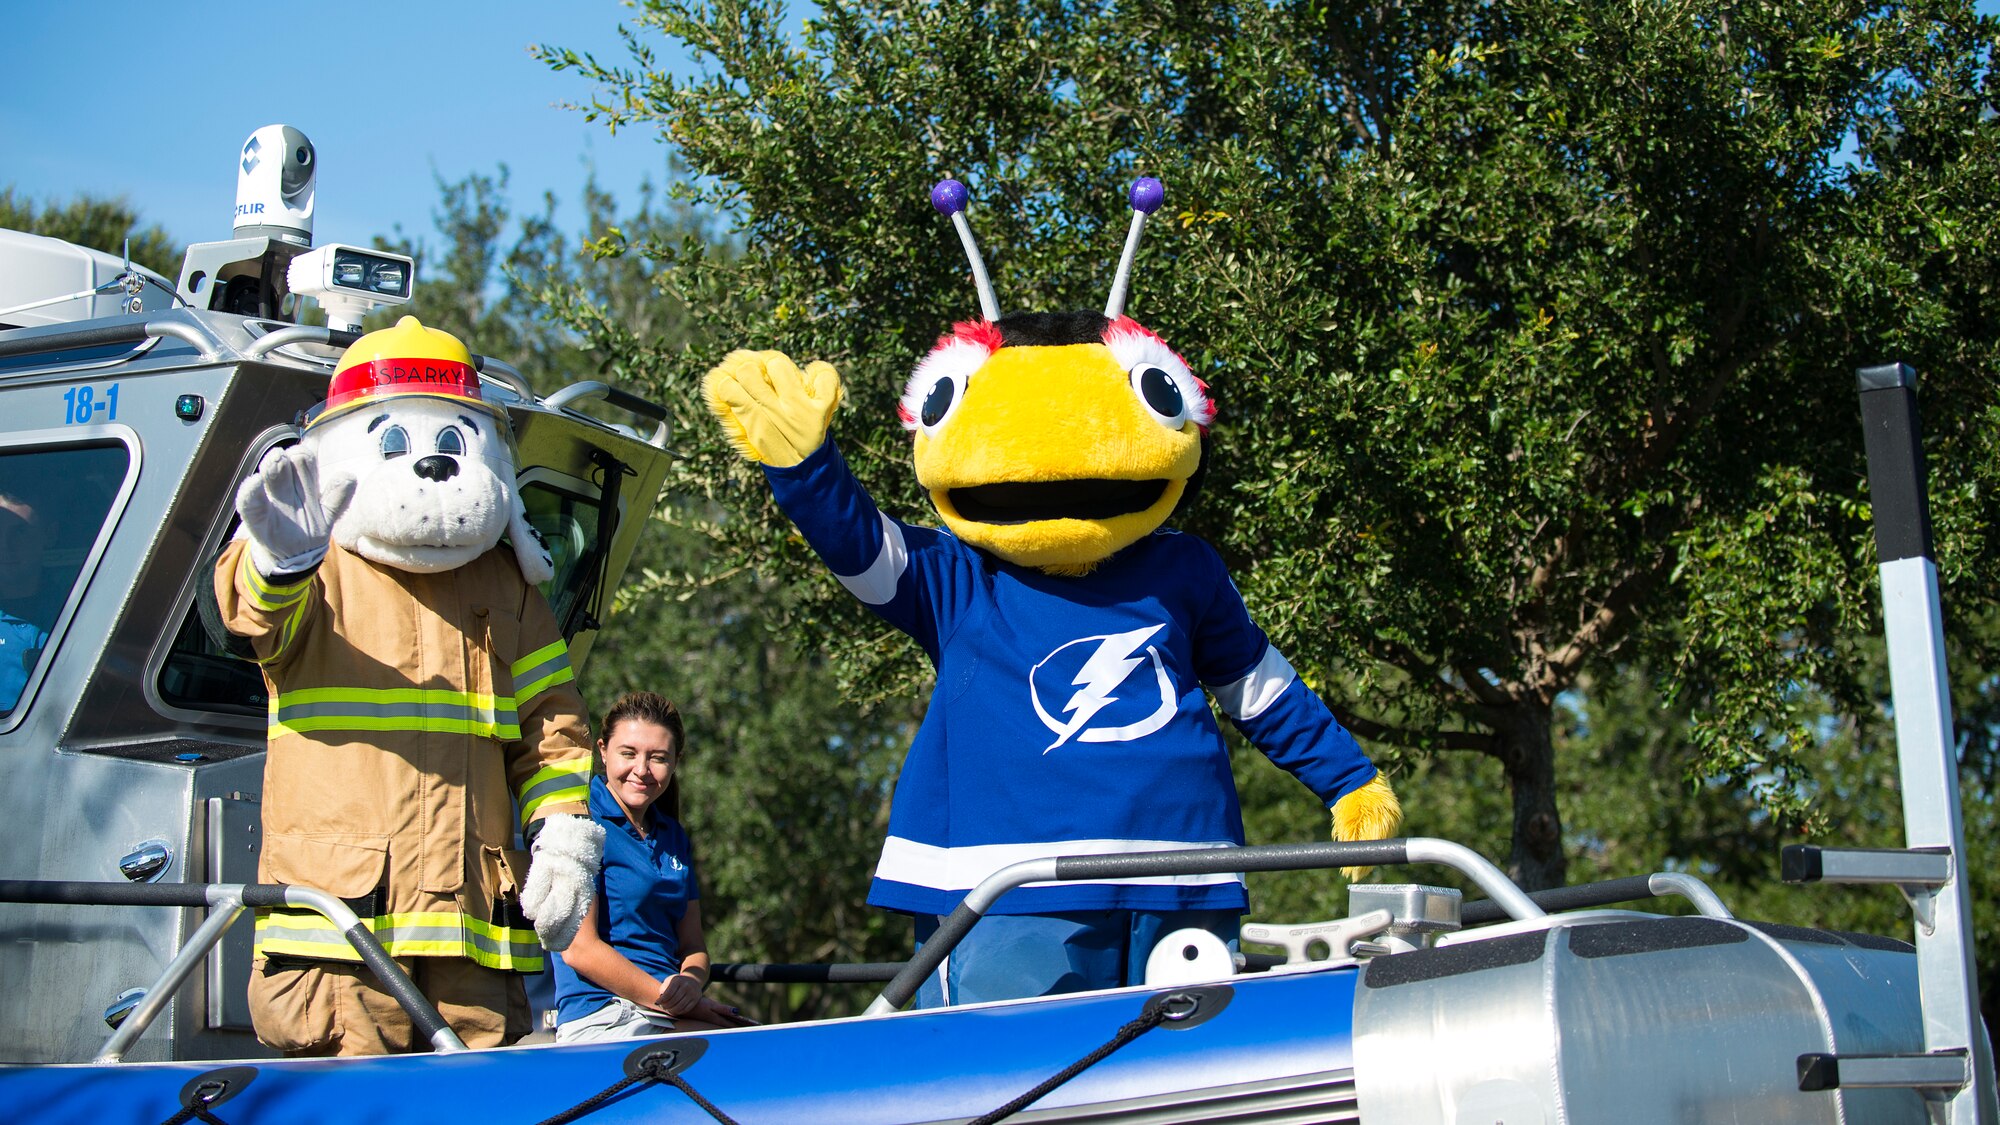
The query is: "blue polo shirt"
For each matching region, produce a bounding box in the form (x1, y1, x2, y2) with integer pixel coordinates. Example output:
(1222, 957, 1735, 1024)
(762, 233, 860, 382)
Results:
(551, 775, 701, 1024)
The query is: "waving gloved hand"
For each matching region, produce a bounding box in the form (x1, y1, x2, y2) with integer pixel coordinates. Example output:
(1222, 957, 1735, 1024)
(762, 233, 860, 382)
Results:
(703, 350, 844, 467)
(1330, 774, 1404, 882)
(519, 813, 605, 952)
(235, 443, 332, 578)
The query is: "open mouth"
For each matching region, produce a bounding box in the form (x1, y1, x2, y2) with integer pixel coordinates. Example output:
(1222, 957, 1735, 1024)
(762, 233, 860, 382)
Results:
(948, 479, 1169, 524)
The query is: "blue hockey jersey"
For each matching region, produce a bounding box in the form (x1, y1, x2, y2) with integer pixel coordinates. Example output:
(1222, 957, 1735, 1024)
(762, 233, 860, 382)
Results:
(766, 440, 1378, 915)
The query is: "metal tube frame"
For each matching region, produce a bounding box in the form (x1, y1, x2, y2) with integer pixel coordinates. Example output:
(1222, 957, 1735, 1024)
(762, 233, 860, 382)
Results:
(1460, 870, 1735, 925)
(543, 380, 672, 448)
(242, 323, 343, 360)
(0, 879, 467, 1059)
(96, 886, 247, 1062)
(1645, 872, 1735, 920)
(0, 316, 219, 363)
(863, 837, 1543, 1015)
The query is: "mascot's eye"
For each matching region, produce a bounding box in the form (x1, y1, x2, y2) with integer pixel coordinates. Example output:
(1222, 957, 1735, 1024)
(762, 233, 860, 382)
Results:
(919, 373, 963, 431)
(379, 425, 410, 459)
(1132, 365, 1188, 427)
(435, 426, 465, 456)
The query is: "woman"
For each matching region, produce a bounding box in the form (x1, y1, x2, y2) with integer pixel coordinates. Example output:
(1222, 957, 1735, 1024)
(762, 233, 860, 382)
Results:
(552, 691, 752, 1041)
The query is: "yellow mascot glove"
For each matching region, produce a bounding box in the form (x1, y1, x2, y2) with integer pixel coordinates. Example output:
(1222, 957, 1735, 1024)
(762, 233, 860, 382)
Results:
(1330, 774, 1403, 881)
(703, 349, 844, 468)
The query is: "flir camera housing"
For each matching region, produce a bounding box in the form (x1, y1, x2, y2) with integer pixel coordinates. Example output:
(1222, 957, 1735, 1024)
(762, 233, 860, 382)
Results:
(174, 124, 414, 331)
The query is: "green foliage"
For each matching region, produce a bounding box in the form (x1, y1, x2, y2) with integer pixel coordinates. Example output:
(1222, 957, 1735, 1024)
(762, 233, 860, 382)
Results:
(541, 0, 2000, 890)
(0, 187, 182, 278)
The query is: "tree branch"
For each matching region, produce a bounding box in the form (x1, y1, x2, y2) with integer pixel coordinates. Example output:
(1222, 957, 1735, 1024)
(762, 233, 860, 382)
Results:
(1455, 662, 1516, 709)
(1315, 7, 1385, 151)
(1333, 707, 1502, 756)
(1537, 547, 1679, 699)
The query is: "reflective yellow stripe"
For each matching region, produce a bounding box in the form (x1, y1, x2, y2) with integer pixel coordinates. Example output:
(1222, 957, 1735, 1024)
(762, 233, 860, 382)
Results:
(254, 910, 544, 972)
(511, 641, 567, 677)
(511, 641, 574, 707)
(241, 552, 312, 662)
(518, 758, 592, 826)
(268, 687, 521, 741)
(240, 551, 313, 610)
(271, 715, 525, 739)
(276, 686, 512, 706)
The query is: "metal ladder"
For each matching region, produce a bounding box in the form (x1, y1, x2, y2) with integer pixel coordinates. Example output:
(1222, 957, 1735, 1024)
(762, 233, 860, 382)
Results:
(1782, 364, 1998, 1121)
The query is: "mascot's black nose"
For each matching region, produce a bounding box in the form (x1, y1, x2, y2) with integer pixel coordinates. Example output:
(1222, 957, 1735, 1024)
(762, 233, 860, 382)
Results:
(413, 455, 460, 483)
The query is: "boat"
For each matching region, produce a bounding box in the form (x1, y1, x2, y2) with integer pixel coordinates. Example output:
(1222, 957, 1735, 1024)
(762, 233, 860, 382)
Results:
(0, 126, 1992, 1124)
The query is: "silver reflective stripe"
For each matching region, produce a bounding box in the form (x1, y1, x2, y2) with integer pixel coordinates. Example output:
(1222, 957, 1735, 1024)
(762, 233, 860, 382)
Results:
(836, 514, 908, 606)
(274, 698, 515, 726)
(1209, 645, 1296, 721)
(513, 649, 572, 696)
(518, 768, 587, 810)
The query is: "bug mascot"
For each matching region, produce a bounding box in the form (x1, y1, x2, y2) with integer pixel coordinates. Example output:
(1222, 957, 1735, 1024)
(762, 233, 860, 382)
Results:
(704, 178, 1402, 1006)
(215, 316, 603, 1054)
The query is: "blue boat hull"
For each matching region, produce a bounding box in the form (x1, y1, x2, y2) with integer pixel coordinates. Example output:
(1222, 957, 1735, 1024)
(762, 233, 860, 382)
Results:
(0, 968, 1359, 1124)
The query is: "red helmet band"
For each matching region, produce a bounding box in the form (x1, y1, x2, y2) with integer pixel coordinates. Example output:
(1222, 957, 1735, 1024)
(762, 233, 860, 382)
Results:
(323, 357, 483, 416)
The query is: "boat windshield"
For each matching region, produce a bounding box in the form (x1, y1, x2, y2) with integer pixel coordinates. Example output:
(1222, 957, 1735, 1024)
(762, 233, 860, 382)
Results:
(0, 441, 131, 721)
(519, 477, 609, 631)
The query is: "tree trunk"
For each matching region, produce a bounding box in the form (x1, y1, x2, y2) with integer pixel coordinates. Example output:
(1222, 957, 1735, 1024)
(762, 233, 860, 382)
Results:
(1500, 703, 1566, 891)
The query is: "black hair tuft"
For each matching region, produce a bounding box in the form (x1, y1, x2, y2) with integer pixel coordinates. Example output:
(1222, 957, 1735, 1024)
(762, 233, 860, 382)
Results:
(994, 311, 1110, 348)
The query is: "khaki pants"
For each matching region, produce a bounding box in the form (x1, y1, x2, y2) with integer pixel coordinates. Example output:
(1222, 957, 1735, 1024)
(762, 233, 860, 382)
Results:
(249, 956, 528, 1056)
(555, 997, 676, 1043)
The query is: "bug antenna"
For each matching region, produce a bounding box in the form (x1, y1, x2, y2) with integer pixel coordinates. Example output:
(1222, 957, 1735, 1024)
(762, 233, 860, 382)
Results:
(1104, 177, 1165, 320)
(931, 179, 1001, 322)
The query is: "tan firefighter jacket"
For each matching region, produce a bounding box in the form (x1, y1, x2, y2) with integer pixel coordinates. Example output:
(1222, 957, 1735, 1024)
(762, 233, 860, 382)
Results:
(215, 538, 593, 972)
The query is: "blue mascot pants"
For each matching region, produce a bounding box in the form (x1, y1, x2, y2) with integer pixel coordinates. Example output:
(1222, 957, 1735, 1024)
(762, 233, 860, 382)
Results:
(913, 909, 1241, 1008)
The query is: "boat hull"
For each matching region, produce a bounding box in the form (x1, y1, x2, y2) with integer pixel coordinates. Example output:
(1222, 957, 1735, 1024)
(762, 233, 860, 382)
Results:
(0, 969, 1360, 1124)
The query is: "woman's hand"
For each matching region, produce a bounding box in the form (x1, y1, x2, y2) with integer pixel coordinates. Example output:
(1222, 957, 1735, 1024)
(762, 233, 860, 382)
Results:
(656, 970, 705, 1017)
(694, 996, 759, 1027)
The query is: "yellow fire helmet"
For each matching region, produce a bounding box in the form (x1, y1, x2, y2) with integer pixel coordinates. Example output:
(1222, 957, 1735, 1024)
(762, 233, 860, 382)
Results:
(307, 316, 505, 431)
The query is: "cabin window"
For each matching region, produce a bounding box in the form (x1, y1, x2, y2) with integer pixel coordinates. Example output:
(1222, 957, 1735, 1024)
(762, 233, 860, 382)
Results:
(156, 521, 268, 717)
(519, 477, 611, 636)
(0, 441, 132, 721)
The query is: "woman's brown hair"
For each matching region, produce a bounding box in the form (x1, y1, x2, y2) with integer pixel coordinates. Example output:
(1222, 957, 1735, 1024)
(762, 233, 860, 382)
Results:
(600, 691, 684, 754)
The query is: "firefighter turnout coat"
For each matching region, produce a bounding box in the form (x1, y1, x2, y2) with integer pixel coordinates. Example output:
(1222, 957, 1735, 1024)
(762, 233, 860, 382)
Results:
(215, 537, 593, 973)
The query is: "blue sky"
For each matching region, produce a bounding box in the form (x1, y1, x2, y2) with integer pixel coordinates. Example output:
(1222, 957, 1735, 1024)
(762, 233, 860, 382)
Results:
(1, 2, 690, 252)
(6, 4, 1994, 259)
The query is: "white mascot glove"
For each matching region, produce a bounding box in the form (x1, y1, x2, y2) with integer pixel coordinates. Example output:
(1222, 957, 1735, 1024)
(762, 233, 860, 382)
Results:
(520, 813, 604, 952)
(235, 444, 332, 577)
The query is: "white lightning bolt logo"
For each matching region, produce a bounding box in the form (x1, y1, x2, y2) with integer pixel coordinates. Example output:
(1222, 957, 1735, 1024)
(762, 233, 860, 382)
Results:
(1031, 625, 1174, 752)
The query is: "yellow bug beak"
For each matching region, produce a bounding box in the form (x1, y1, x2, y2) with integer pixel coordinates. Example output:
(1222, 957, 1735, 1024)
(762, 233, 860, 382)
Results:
(914, 342, 1201, 572)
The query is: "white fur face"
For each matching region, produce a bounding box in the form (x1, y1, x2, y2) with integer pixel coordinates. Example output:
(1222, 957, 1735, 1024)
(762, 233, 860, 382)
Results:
(308, 397, 518, 574)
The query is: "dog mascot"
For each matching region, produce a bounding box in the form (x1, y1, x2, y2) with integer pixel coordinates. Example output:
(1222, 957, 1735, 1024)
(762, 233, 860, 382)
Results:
(705, 179, 1402, 1006)
(215, 316, 603, 1054)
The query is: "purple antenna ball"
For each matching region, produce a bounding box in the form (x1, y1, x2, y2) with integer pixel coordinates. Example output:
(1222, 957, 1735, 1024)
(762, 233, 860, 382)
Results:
(1129, 177, 1165, 215)
(931, 179, 970, 216)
